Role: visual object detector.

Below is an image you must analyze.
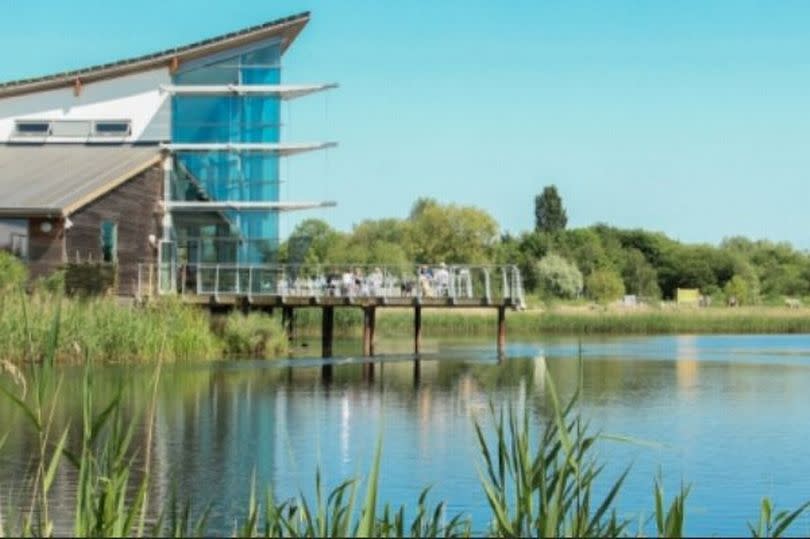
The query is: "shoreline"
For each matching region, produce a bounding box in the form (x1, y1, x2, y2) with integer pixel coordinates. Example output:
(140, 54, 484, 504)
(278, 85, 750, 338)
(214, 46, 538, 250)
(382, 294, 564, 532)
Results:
(290, 305, 810, 337)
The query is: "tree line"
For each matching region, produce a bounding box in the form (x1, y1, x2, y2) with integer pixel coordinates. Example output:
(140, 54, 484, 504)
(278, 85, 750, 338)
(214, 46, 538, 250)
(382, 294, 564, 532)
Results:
(280, 187, 810, 305)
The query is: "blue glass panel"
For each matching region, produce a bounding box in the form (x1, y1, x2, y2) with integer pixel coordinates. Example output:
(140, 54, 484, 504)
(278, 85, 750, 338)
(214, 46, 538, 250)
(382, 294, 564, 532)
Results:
(170, 40, 284, 264)
(172, 152, 279, 202)
(172, 96, 280, 143)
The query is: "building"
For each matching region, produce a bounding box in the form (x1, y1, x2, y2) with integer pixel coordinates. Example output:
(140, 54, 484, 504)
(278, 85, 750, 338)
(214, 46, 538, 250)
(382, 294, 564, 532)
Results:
(0, 12, 336, 295)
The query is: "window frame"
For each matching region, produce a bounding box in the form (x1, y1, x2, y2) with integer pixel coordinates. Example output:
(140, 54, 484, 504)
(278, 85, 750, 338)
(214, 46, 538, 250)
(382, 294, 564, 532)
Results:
(93, 120, 132, 137)
(100, 220, 119, 264)
(14, 120, 51, 136)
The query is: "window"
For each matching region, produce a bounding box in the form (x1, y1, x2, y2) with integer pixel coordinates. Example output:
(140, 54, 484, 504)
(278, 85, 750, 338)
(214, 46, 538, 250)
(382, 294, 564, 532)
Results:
(15, 121, 50, 136)
(100, 221, 118, 263)
(94, 121, 131, 136)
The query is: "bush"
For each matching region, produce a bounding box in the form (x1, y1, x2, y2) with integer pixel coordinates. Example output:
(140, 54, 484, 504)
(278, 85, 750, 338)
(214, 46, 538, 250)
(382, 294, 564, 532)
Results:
(0, 251, 27, 290)
(218, 311, 288, 358)
(535, 254, 583, 299)
(724, 274, 751, 306)
(586, 268, 625, 303)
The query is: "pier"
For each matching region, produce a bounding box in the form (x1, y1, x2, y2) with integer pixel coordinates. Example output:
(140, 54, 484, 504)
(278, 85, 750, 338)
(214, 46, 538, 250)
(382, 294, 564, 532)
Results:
(138, 263, 525, 356)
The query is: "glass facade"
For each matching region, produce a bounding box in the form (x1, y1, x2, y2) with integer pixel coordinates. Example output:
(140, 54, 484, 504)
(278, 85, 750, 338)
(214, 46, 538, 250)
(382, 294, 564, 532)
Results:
(169, 40, 283, 265)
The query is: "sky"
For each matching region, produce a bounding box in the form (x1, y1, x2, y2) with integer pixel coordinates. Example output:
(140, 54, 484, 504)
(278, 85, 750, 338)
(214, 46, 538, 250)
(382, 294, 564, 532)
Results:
(2, 1, 810, 247)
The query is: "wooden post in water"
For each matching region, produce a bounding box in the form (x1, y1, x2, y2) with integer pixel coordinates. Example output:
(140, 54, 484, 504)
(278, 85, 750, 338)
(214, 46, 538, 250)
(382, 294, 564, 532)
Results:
(322, 306, 334, 358)
(414, 305, 422, 355)
(362, 306, 376, 356)
(497, 305, 507, 354)
(369, 306, 376, 356)
(282, 306, 295, 341)
(322, 306, 335, 382)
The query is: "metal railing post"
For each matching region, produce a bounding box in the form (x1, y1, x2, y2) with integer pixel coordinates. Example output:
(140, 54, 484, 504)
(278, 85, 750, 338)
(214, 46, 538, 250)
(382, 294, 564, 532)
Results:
(214, 264, 220, 302)
(484, 268, 492, 304)
(248, 266, 253, 302)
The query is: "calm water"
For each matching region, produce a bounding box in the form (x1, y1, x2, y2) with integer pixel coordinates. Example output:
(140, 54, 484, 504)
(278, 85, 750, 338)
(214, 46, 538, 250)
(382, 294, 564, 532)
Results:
(3, 334, 810, 536)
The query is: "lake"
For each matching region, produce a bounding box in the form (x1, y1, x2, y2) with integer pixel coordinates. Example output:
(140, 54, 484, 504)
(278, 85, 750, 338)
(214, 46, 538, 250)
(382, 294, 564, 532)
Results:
(2, 334, 810, 536)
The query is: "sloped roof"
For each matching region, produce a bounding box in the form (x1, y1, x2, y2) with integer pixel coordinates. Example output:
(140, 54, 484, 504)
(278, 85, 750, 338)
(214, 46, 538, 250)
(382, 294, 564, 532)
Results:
(0, 12, 310, 99)
(0, 145, 162, 217)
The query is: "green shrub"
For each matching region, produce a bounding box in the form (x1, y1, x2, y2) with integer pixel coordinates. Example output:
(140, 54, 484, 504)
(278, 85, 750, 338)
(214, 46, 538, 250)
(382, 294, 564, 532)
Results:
(586, 268, 626, 303)
(217, 311, 288, 358)
(0, 251, 27, 290)
(535, 253, 583, 299)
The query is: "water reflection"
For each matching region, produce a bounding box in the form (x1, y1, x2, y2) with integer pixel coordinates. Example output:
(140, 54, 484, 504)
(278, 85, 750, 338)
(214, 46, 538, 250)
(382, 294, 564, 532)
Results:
(3, 335, 810, 535)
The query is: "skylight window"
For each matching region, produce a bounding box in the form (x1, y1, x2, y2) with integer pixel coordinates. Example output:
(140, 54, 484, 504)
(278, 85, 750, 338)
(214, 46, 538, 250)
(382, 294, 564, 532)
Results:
(94, 121, 131, 136)
(15, 121, 51, 136)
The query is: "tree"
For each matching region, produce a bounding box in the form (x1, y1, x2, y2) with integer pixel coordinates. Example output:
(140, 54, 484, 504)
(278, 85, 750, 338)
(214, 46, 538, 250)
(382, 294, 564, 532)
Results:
(407, 199, 498, 264)
(534, 185, 567, 233)
(724, 275, 751, 306)
(284, 219, 344, 265)
(585, 268, 625, 303)
(621, 248, 661, 299)
(535, 254, 583, 299)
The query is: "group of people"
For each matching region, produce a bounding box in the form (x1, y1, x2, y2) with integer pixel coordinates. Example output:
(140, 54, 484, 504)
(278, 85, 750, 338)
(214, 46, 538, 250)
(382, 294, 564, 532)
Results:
(328, 267, 386, 297)
(274, 263, 465, 298)
(417, 263, 451, 297)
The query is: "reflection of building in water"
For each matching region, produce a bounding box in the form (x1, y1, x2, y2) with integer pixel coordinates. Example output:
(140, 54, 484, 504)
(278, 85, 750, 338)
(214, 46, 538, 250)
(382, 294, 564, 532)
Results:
(675, 335, 700, 395)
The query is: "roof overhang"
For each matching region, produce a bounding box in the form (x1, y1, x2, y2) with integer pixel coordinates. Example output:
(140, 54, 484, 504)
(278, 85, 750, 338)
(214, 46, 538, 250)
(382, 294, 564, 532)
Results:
(163, 142, 337, 156)
(160, 83, 339, 100)
(0, 145, 164, 218)
(0, 12, 310, 99)
(167, 201, 337, 212)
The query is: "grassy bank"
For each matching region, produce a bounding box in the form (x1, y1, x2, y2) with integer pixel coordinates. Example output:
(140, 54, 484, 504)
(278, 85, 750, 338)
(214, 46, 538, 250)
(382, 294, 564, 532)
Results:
(0, 290, 287, 363)
(291, 305, 810, 337)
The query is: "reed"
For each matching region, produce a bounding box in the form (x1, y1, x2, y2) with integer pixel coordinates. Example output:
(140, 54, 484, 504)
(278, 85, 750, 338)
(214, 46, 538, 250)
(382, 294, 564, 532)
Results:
(290, 307, 810, 338)
(0, 289, 289, 363)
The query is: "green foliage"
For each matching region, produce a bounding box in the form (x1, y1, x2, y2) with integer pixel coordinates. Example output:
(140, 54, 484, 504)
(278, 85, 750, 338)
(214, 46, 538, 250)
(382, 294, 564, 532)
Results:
(724, 275, 752, 306)
(586, 268, 626, 303)
(0, 251, 27, 291)
(748, 497, 810, 538)
(621, 248, 661, 299)
(64, 262, 117, 296)
(0, 291, 292, 364)
(281, 199, 498, 266)
(475, 384, 631, 537)
(407, 198, 499, 264)
(653, 476, 690, 538)
(535, 254, 583, 299)
(534, 185, 568, 233)
(216, 311, 288, 358)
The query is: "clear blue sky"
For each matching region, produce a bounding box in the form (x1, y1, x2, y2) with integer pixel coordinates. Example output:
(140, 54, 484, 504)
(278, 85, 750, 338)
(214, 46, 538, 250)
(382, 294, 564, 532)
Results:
(3, 1, 810, 247)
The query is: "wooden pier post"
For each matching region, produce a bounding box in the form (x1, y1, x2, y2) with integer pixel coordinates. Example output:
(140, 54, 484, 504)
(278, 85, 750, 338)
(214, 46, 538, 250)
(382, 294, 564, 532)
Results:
(322, 306, 334, 358)
(362, 306, 376, 356)
(414, 305, 422, 355)
(282, 306, 294, 341)
(497, 305, 507, 354)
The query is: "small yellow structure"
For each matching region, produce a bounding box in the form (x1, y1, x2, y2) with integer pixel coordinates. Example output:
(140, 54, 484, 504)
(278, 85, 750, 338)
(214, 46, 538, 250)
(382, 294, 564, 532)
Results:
(676, 288, 701, 307)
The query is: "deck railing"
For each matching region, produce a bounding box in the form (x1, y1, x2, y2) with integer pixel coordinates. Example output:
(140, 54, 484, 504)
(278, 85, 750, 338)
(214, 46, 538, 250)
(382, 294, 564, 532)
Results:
(136, 263, 525, 308)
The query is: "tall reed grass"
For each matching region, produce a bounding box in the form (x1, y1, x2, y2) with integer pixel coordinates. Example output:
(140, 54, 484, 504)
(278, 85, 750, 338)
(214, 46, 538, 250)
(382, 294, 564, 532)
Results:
(0, 290, 287, 363)
(291, 307, 810, 338)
